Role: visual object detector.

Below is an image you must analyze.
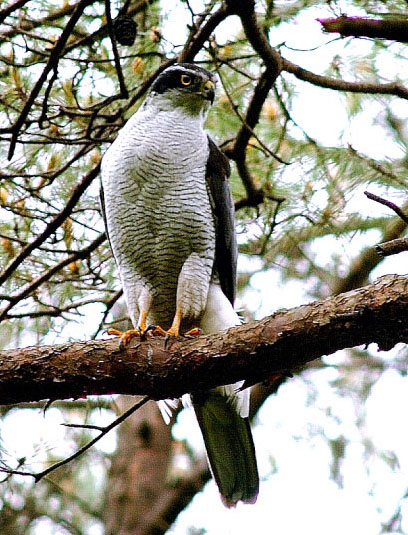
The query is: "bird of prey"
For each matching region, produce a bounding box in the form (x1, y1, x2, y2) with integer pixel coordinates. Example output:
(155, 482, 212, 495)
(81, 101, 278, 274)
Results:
(100, 63, 259, 507)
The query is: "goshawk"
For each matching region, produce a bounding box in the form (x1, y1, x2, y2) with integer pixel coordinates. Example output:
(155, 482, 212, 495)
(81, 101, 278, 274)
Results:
(100, 63, 259, 507)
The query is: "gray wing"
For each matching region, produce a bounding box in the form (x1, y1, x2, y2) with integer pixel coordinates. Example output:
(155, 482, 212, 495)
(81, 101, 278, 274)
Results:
(206, 137, 237, 305)
(99, 183, 115, 260)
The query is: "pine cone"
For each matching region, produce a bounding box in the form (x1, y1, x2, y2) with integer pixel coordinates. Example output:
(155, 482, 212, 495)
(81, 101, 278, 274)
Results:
(113, 16, 138, 46)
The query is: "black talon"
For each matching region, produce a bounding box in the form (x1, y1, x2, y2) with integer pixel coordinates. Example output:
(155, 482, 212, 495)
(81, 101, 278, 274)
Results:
(137, 324, 156, 340)
(164, 333, 171, 349)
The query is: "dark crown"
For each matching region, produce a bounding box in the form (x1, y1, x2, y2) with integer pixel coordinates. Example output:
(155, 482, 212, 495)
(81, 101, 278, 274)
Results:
(151, 63, 215, 95)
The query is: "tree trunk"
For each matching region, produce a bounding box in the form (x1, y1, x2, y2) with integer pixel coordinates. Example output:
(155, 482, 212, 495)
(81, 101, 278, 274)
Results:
(103, 397, 173, 535)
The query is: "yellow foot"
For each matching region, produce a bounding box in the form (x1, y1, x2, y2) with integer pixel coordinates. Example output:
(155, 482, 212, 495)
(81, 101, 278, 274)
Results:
(107, 310, 156, 348)
(184, 327, 203, 337)
(162, 326, 203, 348)
(149, 325, 167, 337)
(145, 325, 177, 348)
(107, 328, 142, 349)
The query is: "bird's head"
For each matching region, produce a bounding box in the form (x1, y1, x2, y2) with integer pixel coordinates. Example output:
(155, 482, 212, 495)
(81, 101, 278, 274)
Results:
(148, 63, 216, 116)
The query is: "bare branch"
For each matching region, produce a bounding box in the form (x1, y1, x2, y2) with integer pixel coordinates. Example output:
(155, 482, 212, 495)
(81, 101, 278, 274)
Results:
(318, 15, 408, 43)
(0, 164, 100, 288)
(282, 58, 408, 99)
(376, 238, 408, 257)
(0, 396, 149, 482)
(104, 0, 128, 99)
(364, 191, 408, 224)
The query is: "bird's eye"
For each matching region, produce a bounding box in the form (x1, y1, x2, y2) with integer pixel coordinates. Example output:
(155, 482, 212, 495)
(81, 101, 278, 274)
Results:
(180, 74, 192, 86)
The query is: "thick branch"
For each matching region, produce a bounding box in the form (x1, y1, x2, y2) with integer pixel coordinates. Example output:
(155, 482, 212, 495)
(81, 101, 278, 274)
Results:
(1, 274, 408, 406)
(376, 238, 408, 257)
(319, 15, 408, 43)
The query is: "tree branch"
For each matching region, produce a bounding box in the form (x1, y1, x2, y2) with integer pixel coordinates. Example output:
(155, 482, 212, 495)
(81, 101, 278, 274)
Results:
(1, 274, 408, 406)
(0, 396, 149, 482)
(376, 238, 408, 257)
(227, 0, 282, 79)
(318, 15, 408, 43)
(104, 0, 128, 99)
(0, 0, 31, 25)
(282, 57, 408, 99)
(0, 232, 106, 321)
(364, 191, 408, 224)
(6, 0, 94, 159)
(331, 207, 408, 295)
(178, 3, 231, 63)
(0, 163, 100, 288)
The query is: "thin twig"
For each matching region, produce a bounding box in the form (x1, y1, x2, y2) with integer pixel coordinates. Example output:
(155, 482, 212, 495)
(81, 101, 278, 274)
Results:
(0, 164, 100, 288)
(0, 396, 149, 483)
(364, 191, 408, 224)
(178, 3, 231, 63)
(104, 0, 128, 99)
(6, 0, 94, 159)
(215, 62, 288, 164)
(62, 423, 105, 431)
(92, 288, 124, 339)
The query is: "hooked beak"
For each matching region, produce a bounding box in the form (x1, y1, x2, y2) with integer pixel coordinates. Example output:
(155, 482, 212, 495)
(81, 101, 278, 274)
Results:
(202, 80, 215, 104)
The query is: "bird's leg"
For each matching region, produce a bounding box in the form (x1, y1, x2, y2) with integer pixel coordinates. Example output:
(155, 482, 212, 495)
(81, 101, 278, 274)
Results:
(167, 308, 183, 337)
(107, 310, 150, 348)
(137, 310, 149, 337)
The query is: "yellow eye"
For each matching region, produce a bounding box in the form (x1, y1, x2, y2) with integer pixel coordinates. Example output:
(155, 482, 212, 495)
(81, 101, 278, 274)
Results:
(180, 74, 192, 86)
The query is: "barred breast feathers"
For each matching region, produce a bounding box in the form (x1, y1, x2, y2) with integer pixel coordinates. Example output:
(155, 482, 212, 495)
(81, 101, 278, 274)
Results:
(103, 104, 209, 194)
(101, 100, 216, 328)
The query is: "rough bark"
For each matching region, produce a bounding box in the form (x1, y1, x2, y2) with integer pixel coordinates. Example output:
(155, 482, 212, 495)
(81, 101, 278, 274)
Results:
(1, 274, 408, 406)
